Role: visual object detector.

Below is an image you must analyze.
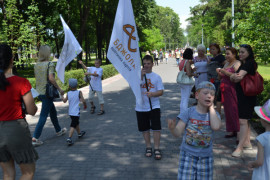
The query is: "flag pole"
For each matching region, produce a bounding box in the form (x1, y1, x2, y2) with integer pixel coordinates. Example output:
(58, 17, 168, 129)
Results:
(140, 47, 152, 110)
(82, 67, 94, 91)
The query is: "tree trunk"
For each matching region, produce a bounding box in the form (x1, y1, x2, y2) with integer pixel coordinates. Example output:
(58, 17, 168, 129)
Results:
(77, 0, 92, 68)
(85, 29, 88, 66)
(0, 0, 6, 20)
(53, 29, 60, 58)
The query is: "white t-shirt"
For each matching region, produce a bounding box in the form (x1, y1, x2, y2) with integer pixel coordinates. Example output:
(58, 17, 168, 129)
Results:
(135, 72, 164, 112)
(67, 90, 80, 116)
(252, 131, 270, 180)
(87, 67, 103, 91)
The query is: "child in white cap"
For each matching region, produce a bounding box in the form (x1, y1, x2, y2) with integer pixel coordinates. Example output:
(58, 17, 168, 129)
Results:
(62, 78, 87, 145)
(248, 99, 270, 180)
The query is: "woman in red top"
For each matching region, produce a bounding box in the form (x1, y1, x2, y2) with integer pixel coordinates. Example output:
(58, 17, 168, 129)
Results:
(0, 44, 38, 180)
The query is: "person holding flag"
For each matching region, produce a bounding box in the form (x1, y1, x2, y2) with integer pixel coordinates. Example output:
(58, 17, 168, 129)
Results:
(136, 55, 164, 160)
(79, 59, 105, 115)
(107, 0, 164, 159)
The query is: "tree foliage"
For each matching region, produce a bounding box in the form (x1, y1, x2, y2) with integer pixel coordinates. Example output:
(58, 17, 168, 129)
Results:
(185, 0, 269, 62)
(0, 0, 184, 68)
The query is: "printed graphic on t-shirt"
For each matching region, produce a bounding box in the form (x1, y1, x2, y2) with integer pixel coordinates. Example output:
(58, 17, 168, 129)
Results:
(185, 118, 212, 148)
(142, 79, 155, 91)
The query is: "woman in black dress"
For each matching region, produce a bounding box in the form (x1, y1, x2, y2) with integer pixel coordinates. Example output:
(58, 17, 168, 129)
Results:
(230, 44, 257, 157)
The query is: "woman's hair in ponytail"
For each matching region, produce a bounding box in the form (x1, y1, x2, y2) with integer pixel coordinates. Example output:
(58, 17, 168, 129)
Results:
(0, 44, 12, 90)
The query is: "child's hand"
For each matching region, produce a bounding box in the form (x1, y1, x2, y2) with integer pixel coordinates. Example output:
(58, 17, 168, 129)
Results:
(145, 91, 153, 98)
(167, 118, 177, 131)
(141, 68, 146, 77)
(247, 161, 254, 171)
(78, 60, 83, 64)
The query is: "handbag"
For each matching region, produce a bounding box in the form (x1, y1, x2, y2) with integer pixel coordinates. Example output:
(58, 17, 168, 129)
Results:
(240, 71, 264, 96)
(176, 60, 195, 85)
(45, 62, 60, 99)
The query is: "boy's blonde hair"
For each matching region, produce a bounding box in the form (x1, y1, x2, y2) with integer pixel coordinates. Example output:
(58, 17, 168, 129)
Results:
(196, 81, 216, 92)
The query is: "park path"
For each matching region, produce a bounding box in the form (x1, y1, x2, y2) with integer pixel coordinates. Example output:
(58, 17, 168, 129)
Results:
(1, 58, 257, 180)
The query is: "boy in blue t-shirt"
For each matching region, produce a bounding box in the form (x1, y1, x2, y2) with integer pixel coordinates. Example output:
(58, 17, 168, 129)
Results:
(168, 81, 221, 180)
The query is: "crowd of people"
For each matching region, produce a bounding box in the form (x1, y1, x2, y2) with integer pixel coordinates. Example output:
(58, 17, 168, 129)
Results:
(0, 42, 268, 180)
(146, 43, 267, 179)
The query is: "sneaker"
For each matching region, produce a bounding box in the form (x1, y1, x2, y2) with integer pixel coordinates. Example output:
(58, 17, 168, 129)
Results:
(78, 131, 86, 138)
(66, 138, 73, 145)
(56, 128, 67, 136)
(32, 138, 43, 147)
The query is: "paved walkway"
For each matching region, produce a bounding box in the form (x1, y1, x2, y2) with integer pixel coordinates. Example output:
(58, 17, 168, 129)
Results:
(1, 58, 257, 180)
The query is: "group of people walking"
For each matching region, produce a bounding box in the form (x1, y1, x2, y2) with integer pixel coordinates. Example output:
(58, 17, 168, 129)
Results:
(0, 44, 105, 179)
(0, 41, 268, 180)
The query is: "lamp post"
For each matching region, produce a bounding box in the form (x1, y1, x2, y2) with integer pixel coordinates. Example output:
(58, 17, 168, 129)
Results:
(232, 0, 235, 47)
(202, 24, 204, 45)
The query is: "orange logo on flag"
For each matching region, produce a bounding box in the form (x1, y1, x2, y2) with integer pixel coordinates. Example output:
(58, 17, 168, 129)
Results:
(123, 24, 137, 52)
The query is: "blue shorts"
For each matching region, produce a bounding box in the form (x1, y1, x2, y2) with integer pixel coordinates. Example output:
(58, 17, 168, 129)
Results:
(178, 150, 213, 180)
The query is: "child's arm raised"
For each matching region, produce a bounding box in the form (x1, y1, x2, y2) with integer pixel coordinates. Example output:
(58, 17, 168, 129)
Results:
(209, 104, 221, 131)
(78, 60, 87, 70)
(248, 141, 264, 170)
(168, 118, 186, 137)
(79, 91, 87, 109)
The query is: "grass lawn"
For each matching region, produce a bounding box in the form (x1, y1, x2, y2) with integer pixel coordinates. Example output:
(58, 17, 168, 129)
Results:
(258, 63, 270, 80)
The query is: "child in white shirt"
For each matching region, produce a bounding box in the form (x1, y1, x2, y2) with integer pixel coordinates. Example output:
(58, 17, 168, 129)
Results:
(62, 79, 87, 145)
(79, 59, 104, 115)
(248, 99, 270, 180)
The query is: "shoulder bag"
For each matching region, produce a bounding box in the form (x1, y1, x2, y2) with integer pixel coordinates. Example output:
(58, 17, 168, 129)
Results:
(240, 71, 264, 96)
(176, 60, 195, 85)
(45, 62, 60, 99)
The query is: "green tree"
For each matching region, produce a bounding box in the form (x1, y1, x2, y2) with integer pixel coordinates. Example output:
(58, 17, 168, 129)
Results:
(140, 27, 164, 51)
(236, 0, 270, 63)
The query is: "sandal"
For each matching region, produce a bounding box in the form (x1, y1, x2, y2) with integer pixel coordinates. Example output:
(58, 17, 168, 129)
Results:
(97, 110, 105, 115)
(145, 147, 152, 157)
(154, 149, 162, 160)
(90, 106, 96, 114)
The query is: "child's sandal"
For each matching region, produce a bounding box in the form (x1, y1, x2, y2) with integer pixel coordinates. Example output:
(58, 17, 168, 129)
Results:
(154, 149, 162, 160)
(90, 106, 96, 114)
(97, 110, 105, 115)
(145, 147, 152, 157)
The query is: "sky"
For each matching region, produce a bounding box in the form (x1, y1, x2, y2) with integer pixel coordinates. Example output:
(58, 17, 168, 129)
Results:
(155, 0, 201, 30)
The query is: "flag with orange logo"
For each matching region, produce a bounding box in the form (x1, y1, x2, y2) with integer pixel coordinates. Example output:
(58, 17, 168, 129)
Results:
(107, 0, 142, 105)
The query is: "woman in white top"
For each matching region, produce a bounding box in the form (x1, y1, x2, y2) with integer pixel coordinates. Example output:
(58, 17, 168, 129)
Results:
(193, 44, 209, 88)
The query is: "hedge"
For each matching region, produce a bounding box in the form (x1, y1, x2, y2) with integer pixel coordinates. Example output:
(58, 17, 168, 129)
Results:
(27, 64, 119, 92)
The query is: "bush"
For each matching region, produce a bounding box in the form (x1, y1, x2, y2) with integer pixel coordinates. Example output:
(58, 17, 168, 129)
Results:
(28, 64, 119, 92)
(257, 79, 270, 105)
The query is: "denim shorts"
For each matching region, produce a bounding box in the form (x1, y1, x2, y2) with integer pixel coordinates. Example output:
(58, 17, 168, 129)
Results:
(0, 119, 39, 164)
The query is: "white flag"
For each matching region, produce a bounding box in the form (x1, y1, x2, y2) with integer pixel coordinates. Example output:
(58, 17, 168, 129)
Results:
(107, 0, 142, 105)
(56, 15, 82, 83)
